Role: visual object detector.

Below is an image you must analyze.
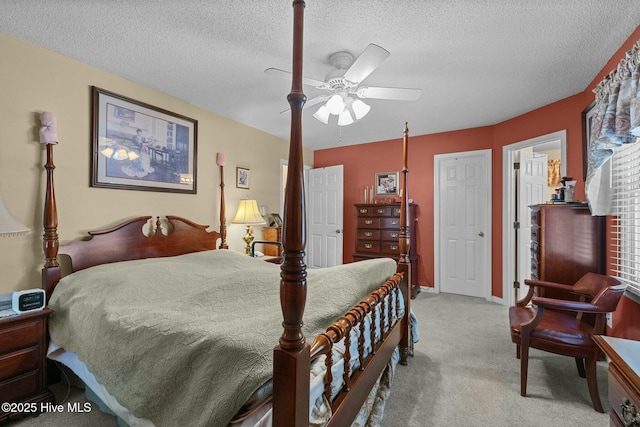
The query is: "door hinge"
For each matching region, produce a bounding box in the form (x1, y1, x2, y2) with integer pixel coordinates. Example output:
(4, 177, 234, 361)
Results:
(513, 221, 520, 229)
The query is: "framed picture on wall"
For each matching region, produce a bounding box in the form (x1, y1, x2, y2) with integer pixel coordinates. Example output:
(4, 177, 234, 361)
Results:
(236, 167, 250, 189)
(90, 86, 198, 193)
(582, 100, 596, 181)
(375, 171, 399, 196)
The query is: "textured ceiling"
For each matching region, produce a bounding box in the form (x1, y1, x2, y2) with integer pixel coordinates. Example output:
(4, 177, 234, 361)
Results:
(1, 1, 639, 150)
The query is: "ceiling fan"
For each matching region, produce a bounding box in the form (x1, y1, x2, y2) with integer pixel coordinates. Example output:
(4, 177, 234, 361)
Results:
(265, 44, 422, 126)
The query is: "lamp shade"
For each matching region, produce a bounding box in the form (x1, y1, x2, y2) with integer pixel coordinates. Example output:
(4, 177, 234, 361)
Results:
(0, 191, 29, 236)
(313, 105, 330, 124)
(351, 99, 371, 120)
(338, 109, 354, 126)
(326, 94, 345, 115)
(231, 199, 266, 225)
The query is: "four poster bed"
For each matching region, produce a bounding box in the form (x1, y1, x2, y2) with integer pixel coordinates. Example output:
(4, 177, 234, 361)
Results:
(41, 2, 414, 426)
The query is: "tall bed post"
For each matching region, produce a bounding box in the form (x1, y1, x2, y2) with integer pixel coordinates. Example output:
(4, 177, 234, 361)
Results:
(42, 144, 60, 301)
(397, 122, 411, 365)
(218, 162, 228, 249)
(273, 1, 310, 426)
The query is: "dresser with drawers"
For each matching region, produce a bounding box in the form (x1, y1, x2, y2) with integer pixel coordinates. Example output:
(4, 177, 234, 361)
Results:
(352, 203, 419, 298)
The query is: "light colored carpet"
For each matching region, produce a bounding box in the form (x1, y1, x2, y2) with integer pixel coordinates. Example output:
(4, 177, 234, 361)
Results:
(9, 291, 609, 427)
(383, 291, 610, 427)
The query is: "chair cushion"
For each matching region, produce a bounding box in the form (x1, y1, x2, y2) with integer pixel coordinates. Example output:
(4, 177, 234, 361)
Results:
(509, 306, 597, 358)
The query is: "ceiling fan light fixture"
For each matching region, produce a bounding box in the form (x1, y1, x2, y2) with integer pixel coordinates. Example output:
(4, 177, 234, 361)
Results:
(337, 109, 354, 126)
(326, 94, 345, 115)
(351, 99, 371, 120)
(313, 105, 330, 124)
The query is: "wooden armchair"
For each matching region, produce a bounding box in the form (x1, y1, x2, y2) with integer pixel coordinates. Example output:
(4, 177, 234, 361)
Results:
(508, 272, 626, 412)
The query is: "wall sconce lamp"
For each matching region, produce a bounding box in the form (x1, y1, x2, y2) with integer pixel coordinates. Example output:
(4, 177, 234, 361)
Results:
(231, 199, 266, 255)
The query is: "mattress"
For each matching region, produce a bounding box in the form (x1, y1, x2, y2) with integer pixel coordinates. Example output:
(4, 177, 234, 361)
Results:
(47, 250, 404, 426)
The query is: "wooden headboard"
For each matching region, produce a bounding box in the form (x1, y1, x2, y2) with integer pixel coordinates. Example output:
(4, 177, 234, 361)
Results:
(58, 216, 220, 273)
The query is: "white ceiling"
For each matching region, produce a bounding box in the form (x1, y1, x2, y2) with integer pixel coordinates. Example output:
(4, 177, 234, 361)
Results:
(1, 1, 639, 151)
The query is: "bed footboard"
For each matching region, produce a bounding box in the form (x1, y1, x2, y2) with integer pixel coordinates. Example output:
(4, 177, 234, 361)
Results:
(309, 272, 405, 425)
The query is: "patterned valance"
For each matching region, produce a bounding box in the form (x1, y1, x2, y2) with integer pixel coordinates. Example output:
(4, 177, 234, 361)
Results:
(586, 38, 640, 215)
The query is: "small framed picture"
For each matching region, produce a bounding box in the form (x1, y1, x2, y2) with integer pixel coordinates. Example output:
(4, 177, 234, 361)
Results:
(270, 213, 282, 227)
(375, 171, 399, 196)
(236, 167, 250, 189)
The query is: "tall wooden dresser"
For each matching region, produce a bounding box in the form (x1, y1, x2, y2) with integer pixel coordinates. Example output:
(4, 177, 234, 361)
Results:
(530, 203, 606, 290)
(353, 203, 420, 298)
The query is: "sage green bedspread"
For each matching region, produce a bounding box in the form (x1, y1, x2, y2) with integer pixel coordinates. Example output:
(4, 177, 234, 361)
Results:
(48, 249, 397, 427)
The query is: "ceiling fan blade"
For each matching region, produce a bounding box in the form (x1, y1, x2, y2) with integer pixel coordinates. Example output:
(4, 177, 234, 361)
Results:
(305, 94, 330, 108)
(265, 68, 325, 87)
(343, 44, 390, 84)
(279, 95, 330, 114)
(357, 86, 422, 101)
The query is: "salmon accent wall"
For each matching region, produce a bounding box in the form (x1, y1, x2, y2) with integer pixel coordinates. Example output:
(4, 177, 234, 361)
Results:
(314, 25, 640, 338)
(314, 126, 493, 292)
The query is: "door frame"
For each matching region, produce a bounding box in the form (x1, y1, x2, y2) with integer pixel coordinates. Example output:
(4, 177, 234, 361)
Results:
(502, 130, 567, 306)
(434, 149, 492, 300)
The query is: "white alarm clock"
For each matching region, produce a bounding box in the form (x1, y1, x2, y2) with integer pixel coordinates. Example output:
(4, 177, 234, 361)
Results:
(12, 289, 46, 314)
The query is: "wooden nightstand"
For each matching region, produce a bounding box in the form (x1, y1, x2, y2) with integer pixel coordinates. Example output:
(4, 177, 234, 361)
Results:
(0, 307, 54, 422)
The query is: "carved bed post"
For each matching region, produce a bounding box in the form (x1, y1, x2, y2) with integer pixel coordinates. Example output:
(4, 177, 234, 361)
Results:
(397, 122, 411, 365)
(273, 1, 309, 426)
(42, 143, 61, 301)
(218, 161, 228, 249)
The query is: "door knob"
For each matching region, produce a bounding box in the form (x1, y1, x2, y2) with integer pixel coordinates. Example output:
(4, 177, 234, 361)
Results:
(336, 229, 343, 234)
(478, 231, 485, 237)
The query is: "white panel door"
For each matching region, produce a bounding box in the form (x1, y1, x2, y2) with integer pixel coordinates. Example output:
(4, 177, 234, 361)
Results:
(437, 150, 491, 298)
(517, 151, 548, 300)
(307, 165, 343, 268)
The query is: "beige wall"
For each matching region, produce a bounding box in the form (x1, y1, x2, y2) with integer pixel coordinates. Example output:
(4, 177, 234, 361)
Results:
(0, 32, 313, 294)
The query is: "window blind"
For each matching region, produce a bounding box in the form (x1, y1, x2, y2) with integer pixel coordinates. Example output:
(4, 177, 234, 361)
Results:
(611, 139, 640, 296)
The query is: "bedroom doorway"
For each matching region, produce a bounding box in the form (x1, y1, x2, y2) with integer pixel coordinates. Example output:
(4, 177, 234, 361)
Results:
(279, 161, 341, 268)
(434, 149, 492, 300)
(502, 130, 566, 306)
(307, 165, 344, 268)
(515, 150, 548, 301)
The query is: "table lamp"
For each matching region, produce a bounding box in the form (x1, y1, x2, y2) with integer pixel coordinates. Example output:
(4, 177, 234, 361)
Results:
(232, 199, 266, 255)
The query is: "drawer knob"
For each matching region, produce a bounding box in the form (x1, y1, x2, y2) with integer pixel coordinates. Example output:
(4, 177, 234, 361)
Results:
(390, 245, 398, 250)
(365, 232, 372, 237)
(621, 398, 640, 426)
(391, 233, 398, 238)
(365, 220, 372, 225)
(359, 209, 367, 214)
(365, 243, 373, 249)
(377, 209, 385, 213)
